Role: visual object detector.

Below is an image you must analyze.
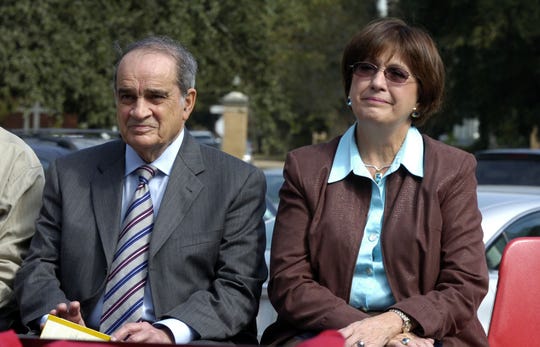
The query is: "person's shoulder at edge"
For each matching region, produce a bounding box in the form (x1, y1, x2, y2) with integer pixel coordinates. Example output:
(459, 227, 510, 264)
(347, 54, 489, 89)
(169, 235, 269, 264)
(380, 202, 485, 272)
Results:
(0, 128, 42, 168)
(0, 127, 36, 152)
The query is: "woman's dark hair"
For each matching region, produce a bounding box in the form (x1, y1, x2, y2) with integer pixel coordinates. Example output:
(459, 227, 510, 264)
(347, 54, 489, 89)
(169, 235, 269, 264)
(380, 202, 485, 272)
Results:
(341, 18, 445, 125)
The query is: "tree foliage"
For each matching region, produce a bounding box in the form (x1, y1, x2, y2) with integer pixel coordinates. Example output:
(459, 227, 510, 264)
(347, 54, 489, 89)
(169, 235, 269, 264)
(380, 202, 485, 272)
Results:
(1, 0, 539, 155)
(0, 0, 379, 155)
(393, 0, 540, 148)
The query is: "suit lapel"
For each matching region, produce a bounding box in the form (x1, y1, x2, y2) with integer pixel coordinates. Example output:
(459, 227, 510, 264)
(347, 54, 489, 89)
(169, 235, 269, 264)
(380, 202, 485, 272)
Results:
(92, 143, 125, 266)
(150, 133, 205, 257)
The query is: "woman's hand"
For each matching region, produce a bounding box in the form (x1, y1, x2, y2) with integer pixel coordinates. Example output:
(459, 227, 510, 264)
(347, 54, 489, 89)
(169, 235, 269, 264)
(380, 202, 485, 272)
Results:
(385, 333, 434, 347)
(338, 312, 402, 347)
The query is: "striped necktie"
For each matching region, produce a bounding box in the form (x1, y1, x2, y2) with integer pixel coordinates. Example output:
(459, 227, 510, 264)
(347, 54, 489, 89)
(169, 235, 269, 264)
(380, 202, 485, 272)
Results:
(100, 164, 157, 335)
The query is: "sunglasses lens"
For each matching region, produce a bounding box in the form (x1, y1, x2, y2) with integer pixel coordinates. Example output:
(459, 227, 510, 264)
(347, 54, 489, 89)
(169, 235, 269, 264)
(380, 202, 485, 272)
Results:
(353, 62, 377, 77)
(385, 67, 409, 83)
(351, 62, 412, 84)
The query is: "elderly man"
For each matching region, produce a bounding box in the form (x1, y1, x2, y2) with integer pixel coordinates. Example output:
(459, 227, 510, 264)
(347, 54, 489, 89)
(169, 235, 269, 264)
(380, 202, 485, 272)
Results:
(15, 36, 267, 344)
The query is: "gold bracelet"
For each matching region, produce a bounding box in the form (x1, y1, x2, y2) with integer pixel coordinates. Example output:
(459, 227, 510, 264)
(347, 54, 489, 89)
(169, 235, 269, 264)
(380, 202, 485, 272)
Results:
(388, 308, 412, 333)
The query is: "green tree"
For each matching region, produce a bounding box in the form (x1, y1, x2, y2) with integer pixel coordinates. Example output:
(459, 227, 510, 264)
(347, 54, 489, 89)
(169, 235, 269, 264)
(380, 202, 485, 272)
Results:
(0, 0, 381, 155)
(393, 0, 540, 149)
(268, 0, 378, 150)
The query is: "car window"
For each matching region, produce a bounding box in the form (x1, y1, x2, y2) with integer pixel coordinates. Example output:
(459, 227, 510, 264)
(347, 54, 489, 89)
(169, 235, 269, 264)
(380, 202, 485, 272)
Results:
(485, 211, 540, 270)
(476, 158, 540, 185)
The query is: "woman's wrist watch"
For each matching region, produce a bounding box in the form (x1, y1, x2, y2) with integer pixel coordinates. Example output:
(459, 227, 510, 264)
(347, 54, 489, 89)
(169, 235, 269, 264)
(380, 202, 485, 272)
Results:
(388, 308, 412, 333)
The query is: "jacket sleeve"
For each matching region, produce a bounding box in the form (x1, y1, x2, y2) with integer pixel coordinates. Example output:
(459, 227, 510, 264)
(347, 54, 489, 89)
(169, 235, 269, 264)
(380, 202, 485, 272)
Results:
(389, 152, 489, 340)
(162, 165, 268, 341)
(14, 160, 71, 329)
(268, 151, 368, 330)
(0, 150, 44, 313)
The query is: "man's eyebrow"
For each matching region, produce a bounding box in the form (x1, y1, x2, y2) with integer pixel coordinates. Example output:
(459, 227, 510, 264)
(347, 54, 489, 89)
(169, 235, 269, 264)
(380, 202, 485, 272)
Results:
(117, 87, 135, 94)
(145, 88, 170, 97)
(116, 87, 170, 97)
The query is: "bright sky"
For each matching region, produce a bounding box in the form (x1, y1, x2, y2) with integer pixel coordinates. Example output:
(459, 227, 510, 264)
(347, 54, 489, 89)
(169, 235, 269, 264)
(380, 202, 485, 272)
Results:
(377, 0, 388, 17)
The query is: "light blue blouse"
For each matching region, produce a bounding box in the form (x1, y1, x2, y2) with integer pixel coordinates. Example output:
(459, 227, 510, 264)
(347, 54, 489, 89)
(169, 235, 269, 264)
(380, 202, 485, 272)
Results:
(328, 123, 424, 311)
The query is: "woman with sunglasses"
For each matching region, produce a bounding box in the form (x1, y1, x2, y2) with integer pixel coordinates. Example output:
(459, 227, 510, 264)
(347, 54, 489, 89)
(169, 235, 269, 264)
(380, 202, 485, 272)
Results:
(262, 18, 488, 347)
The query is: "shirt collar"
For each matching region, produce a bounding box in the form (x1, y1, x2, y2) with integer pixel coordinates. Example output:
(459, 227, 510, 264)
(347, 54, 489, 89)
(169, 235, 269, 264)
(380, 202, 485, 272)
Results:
(125, 128, 185, 177)
(328, 123, 424, 183)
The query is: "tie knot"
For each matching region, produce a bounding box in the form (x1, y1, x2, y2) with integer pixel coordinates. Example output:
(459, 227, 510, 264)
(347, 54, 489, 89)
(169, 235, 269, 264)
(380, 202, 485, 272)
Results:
(136, 165, 157, 183)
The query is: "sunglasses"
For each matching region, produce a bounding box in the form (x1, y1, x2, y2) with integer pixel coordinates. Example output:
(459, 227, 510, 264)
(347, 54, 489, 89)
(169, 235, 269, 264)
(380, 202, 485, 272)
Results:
(349, 61, 415, 84)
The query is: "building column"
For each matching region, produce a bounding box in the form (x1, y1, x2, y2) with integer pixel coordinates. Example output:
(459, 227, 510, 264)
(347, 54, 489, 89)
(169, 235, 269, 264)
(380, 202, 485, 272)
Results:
(220, 91, 249, 160)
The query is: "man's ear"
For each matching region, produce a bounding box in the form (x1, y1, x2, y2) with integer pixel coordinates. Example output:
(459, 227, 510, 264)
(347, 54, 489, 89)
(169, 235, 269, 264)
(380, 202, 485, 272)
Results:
(181, 88, 197, 120)
(184, 88, 197, 110)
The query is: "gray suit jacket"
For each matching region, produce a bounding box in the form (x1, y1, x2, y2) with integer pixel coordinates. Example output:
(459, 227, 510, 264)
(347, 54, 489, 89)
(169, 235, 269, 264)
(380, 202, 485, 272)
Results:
(15, 132, 267, 344)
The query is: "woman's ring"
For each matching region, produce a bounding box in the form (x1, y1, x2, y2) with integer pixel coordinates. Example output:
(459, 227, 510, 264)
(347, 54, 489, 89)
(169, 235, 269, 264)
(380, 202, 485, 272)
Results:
(356, 341, 365, 347)
(401, 337, 410, 345)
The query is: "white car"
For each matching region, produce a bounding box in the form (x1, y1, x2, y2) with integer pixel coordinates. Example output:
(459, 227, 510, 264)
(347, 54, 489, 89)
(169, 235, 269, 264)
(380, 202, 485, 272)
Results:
(255, 169, 283, 338)
(258, 215, 277, 339)
(477, 185, 540, 332)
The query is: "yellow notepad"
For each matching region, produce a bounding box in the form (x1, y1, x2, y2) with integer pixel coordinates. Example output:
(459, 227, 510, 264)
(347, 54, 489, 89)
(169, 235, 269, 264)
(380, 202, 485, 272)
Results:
(40, 315, 110, 341)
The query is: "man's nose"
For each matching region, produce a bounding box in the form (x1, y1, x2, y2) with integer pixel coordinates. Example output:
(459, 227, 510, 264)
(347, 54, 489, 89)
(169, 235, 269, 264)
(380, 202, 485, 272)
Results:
(130, 98, 151, 118)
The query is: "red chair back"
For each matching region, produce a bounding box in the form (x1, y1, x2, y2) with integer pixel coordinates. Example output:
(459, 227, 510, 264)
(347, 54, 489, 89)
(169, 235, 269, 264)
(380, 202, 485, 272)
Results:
(0, 330, 22, 347)
(488, 237, 540, 346)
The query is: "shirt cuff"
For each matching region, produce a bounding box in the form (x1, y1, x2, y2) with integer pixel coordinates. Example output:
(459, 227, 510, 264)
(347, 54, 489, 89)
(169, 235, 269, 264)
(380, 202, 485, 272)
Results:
(39, 314, 49, 329)
(153, 318, 198, 344)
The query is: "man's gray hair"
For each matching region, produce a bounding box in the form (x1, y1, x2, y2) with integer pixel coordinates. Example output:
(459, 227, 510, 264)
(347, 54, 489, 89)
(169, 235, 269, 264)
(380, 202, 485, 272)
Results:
(113, 36, 198, 96)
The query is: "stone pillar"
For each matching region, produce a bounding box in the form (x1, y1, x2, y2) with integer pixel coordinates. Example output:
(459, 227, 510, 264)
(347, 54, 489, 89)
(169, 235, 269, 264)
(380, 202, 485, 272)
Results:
(531, 125, 540, 149)
(220, 91, 248, 160)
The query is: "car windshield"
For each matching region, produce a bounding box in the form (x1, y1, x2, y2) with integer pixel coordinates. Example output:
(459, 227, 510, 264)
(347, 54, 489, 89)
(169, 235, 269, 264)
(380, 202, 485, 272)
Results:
(476, 156, 540, 186)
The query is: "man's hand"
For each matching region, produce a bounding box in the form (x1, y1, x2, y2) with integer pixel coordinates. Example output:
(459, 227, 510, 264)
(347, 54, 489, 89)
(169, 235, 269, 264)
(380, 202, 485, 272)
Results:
(110, 321, 174, 343)
(47, 301, 86, 327)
